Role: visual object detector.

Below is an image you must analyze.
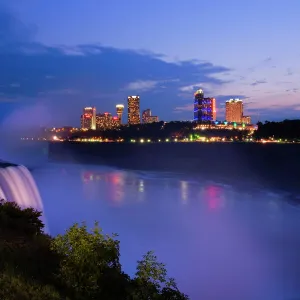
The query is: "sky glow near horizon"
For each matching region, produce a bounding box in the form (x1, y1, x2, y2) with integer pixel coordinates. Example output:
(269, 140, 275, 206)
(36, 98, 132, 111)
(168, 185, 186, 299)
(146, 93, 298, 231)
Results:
(0, 0, 299, 127)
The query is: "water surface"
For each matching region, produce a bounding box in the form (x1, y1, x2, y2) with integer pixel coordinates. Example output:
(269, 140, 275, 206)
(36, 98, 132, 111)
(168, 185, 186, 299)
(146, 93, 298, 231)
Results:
(32, 163, 300, 300)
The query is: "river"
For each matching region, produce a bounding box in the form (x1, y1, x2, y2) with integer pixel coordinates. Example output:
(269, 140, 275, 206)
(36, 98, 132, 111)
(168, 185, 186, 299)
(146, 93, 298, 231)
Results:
(1, 142, 300, 299)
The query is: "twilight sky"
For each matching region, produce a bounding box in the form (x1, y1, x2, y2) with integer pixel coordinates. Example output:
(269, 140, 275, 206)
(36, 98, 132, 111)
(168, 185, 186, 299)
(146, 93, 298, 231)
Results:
(0, 0, 299, 128)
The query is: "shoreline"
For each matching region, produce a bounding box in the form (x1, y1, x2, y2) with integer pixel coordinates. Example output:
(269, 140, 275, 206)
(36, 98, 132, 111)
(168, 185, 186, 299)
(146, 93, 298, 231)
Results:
(48, 141, 300, 194)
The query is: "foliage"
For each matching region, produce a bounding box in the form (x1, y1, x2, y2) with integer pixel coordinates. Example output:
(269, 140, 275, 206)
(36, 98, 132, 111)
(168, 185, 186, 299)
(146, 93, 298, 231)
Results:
(0, 199, 60, 285)
(0, 199, 189, 300)
(51, 222, 130, 299)
(131, 251, 189, 299)
(0, 199, 44, 237)
(255, 120, 300, 140)
(0, 273, 63, 300)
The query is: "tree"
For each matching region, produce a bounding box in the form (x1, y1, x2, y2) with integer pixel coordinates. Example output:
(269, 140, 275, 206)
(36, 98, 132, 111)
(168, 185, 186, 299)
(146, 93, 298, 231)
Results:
(52, 223, 189, 300)
(51, 222, 130, 300)
(0, 199, 44, 237)
(0, 200, 60, 285)
(131, 251, 189, 299)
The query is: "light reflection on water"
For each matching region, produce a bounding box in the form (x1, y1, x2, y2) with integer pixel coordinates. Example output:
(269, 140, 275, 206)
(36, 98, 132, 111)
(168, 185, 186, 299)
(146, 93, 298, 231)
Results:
(33, 164, 300, 300)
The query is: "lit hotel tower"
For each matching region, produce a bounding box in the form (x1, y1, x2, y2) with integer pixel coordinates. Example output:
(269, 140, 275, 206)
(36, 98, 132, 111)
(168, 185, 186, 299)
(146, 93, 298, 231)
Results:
(116, 104, 124, 124)
(81, 107, 96, 130)
(194, 89, 216, 122)
(225, 99, 243, 123)
(127, 96, 140, 125)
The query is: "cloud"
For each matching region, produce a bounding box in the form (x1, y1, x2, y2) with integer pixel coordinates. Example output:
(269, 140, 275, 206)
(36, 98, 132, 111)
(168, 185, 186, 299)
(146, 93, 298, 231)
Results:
(0, 96, 19, 103)
(263, 57, 272, 63)
(38, 89, 80, 96)
(2, 5, 299, 124)
(286, 68, 293, 76)
(250, 79, 267, 86)
(174, 104, 193, 112)
(125, 80, 159, 92)
(10, 83, 20, 88)
(285, 88, 298, 93)
(0, 7, 231, 124)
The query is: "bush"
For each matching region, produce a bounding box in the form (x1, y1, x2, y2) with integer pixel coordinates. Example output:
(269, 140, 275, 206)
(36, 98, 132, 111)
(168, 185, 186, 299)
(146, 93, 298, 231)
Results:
(0, 273, 63, 300)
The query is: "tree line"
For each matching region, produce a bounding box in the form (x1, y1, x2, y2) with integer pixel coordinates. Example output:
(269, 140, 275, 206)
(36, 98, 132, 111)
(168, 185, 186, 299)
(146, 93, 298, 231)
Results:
(52, 119, 300, 141)
(254, 120, 300, 140)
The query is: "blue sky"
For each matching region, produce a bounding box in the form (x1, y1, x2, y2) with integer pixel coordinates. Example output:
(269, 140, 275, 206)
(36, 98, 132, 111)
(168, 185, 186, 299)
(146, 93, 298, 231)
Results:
(0, 0, 299, 128)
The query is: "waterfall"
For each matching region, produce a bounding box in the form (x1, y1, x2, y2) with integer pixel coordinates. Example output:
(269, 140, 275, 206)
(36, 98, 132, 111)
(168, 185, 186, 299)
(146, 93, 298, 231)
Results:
(0, 164, 48, 232)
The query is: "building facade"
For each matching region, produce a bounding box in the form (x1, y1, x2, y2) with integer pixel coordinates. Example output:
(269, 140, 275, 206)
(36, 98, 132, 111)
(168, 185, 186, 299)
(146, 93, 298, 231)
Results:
(211, 98, 217, 121)
(116, 104, 124, 124)
(127, 96, 140, 125)
(194, 89, 216, 122)
(81, 107, 96, 130)
(96, 113, 119, 130)
(142, 109, 151, 123)
(145, 116, 159, 123)
(242, 115, 251, 124)
(225, 99, 243, 123)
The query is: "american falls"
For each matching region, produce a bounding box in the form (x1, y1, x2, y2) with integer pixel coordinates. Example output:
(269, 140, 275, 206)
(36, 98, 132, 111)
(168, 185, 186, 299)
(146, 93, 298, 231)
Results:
(0, 162, 47, 232)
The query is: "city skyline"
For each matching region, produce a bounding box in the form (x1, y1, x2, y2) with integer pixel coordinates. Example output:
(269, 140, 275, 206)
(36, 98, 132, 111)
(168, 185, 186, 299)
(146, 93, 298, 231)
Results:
(79, 96, 161, 130)
(0, 1, 299, 130)
(79, 90, 250, 129)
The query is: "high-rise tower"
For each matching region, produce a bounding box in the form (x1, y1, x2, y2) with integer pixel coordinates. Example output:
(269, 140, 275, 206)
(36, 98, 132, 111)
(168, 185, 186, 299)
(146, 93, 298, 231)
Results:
(225, 99, 243, 123)
(116, 104, 124, 124)
(127, 96, 140, 125)
(194, 89, 216, 122)
(81, 107, 96, 130)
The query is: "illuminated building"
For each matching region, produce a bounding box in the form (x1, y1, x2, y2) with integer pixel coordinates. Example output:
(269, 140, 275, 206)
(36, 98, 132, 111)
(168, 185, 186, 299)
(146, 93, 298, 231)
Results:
(212, 98, 217, 121)
(116, 104, 124, 124)
(81, 107, 96, 130)
(142, 109, 151, 123)
(128, 96, 140, 125)
(225, 99, 243, 123)
(142, 108, 159, 123)
(145, 116, 159, 123)
(242, 115, 251, 124)
(96, 113, 120, 130)
(194, 89, 216, 122)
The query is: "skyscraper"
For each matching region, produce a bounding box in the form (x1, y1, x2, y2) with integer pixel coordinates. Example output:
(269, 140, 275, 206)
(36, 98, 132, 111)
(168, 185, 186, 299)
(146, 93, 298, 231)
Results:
(225, 99, 243, 123)
(128, 96, 140, 125)
(194, 89, 216, 122)
(116, 104, 124, 124)
(81, 107, 96, 130)
(142, 109, 151, 123)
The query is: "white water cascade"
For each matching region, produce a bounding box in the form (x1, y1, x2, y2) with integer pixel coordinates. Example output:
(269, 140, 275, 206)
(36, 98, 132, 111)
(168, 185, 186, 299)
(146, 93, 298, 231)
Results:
(0, 164, 48, 232)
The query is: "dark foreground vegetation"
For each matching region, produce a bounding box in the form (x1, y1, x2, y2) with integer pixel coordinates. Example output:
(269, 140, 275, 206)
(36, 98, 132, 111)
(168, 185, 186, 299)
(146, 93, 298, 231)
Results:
(0, 199, 188, 300)
(254, 120, 300, 140)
